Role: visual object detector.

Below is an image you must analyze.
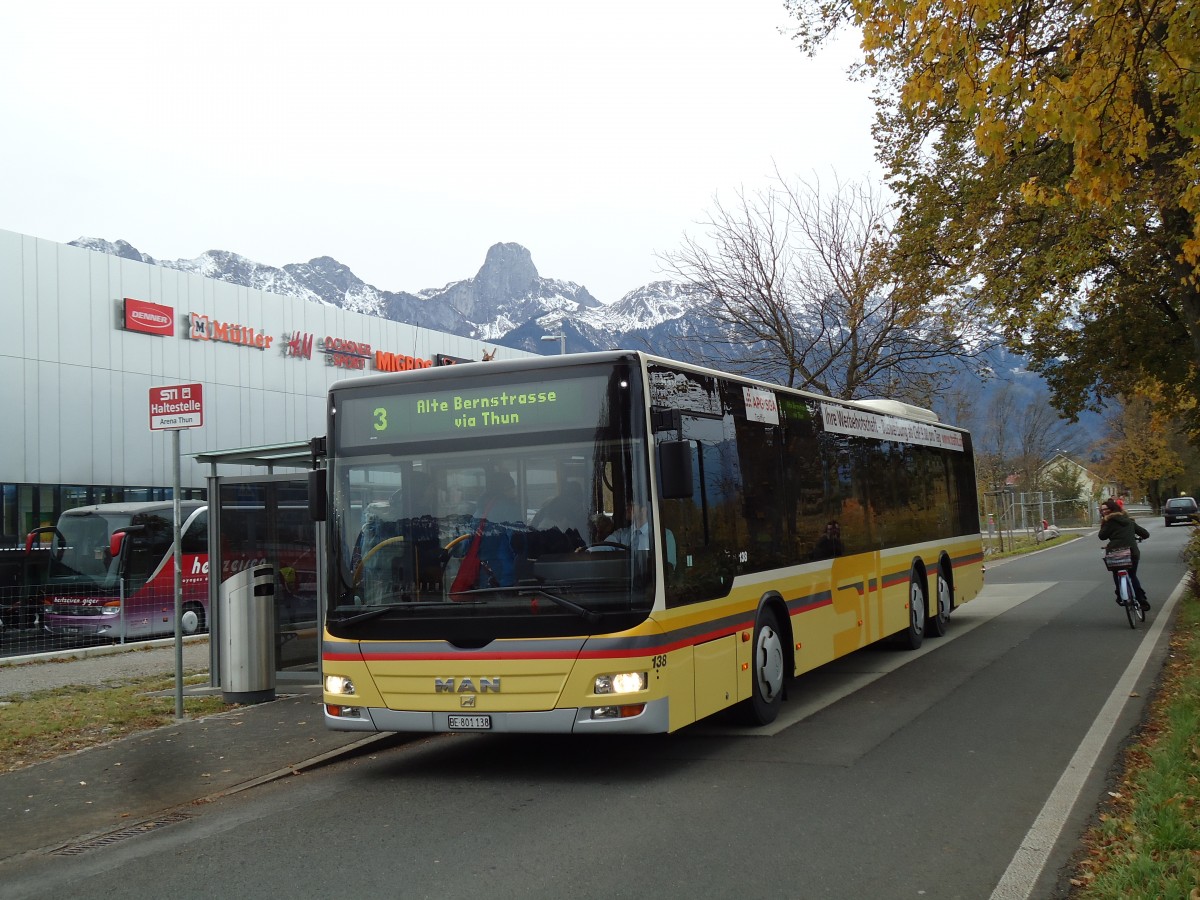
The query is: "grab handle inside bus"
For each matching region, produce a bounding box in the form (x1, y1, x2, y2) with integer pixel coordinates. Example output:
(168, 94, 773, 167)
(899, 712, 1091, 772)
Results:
(658, 440, 694, 500)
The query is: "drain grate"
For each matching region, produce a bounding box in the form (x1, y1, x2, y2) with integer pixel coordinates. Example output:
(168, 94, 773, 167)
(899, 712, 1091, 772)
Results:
(53, 812, 193, 856)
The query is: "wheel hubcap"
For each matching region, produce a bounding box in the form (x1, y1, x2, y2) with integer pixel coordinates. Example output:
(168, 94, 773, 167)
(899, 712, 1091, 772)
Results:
(756, 625, 784, 701)
(938, 576, 950, 620)
(910, 583, 925, 635)
(181, 609, 200, 634)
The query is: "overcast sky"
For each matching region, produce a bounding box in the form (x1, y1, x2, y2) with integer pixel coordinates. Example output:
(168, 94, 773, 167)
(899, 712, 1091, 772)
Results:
(1, 0, 878, 303)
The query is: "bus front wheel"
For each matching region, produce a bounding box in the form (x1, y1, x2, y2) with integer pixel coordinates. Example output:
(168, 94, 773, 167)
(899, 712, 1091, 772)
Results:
(742, 606, 785, 726)
(901, 575, 926, 650)
(180, 603, 206, 635)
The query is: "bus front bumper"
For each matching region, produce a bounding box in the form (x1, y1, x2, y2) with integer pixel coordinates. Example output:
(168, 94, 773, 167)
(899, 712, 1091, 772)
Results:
(44, 618, 118, 639)
(324, 696, 670, 735)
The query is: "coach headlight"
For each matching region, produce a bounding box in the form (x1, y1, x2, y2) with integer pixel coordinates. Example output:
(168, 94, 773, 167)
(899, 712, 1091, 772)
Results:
(594, 672, 647, 695)
(324, 674, 356, 696)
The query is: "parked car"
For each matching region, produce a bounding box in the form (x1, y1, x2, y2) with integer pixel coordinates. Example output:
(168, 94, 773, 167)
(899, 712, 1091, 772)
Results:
(1163, 496, 1199, 526)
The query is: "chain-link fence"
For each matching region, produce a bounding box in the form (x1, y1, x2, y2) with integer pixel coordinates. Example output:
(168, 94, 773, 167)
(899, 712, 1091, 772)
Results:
(981, 490, 1098, 555)
(1, 583, 55, 658)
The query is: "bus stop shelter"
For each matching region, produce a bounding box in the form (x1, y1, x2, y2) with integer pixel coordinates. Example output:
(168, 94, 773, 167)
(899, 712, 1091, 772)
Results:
(194, 440, 323, 690)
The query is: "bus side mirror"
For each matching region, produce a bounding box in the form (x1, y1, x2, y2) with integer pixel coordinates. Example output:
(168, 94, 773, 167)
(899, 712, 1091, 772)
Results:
(110, 531, 126, 558)
(25, 526, 57, 554)
(658, 440, 694, 500)
(309, 469, 327, 521)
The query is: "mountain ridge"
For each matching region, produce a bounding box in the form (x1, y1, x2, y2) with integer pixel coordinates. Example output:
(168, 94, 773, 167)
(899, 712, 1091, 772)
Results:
(68, 235, 1104, 447)
(68, 236, 665, 353)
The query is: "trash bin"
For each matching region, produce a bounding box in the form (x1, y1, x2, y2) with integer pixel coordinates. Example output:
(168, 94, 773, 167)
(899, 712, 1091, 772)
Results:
(219, 564, 276, 703)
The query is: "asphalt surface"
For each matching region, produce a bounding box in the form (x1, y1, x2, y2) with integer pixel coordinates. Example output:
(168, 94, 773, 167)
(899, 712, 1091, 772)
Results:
(0, 639, 400, 862)
(0, 516, 1162, 872)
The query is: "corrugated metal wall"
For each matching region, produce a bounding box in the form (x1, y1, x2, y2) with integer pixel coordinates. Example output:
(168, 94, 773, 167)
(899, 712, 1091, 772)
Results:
(0, 229, 530, 489)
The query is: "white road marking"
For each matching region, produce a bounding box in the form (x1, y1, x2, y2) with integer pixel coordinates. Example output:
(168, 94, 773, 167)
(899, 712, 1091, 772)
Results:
(699, 582, 1057, 736)
(988, 575, 1187, 900)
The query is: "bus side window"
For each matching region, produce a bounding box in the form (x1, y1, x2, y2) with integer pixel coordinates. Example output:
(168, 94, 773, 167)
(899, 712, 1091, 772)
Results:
(182, 511, 207, 554)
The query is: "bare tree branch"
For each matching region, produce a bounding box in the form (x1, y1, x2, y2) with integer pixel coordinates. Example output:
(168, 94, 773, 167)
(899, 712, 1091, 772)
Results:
(659, 173, 995, 400)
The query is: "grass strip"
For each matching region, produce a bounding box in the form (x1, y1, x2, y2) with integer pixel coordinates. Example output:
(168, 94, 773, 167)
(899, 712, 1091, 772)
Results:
(1069, 542, 1200, 897)
(0, 674, 235, 773)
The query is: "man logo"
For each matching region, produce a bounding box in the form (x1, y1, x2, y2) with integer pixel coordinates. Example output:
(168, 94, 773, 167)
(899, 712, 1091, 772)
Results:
(460, 695, 476, 708)
(434, 677, 501, 693)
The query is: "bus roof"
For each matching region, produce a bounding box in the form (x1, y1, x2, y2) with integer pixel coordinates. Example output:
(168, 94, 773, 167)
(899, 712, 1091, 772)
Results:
(326, 349, 963, 433)
(58, 500, 206, 518)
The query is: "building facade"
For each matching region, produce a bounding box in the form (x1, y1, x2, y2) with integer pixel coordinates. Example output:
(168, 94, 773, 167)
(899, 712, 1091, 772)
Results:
(0, 229, 532, 545)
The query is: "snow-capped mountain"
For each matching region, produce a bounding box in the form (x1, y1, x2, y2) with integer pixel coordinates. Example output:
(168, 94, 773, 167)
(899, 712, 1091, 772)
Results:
(69, 235, 1103, 446)
(70, 237, 684, 355)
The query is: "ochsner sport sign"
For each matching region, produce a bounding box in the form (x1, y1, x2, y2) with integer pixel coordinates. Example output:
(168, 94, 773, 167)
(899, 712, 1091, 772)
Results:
(820, 402, 964, 452)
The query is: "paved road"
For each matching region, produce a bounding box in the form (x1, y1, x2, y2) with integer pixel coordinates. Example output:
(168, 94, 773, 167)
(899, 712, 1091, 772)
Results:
(0, 521, 1188, 900)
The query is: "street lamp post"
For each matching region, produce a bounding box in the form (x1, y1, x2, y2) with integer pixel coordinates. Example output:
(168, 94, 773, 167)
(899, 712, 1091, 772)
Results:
(540, 332, 566, 355)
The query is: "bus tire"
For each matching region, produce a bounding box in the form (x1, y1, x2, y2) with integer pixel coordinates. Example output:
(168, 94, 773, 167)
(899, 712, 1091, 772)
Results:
(180, 603, 206, 635)
(928, 563, 952, 638)
(901, 573, 926, 650)
(742, 606, 785, 726)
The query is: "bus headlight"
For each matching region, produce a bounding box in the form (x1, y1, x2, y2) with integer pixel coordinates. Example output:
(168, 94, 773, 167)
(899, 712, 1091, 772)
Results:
(594, 672, 647, 695)
(324, 675, 356, 696)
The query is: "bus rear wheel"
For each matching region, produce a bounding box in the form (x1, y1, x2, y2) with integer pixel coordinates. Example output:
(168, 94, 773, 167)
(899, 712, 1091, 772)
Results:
(180, 603, 206, 635)
(741, 607, 785, 726)
(928, 568, 952, 638)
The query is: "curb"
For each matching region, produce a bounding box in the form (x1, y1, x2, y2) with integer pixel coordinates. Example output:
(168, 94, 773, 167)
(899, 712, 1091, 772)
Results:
(0, 634, 210, 668)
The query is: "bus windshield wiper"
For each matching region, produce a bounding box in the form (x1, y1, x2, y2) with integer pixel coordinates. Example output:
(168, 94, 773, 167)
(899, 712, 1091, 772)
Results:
(331, 600, 477, 627)
(449, 585, 602, 625)
(330, 606, 407, 627)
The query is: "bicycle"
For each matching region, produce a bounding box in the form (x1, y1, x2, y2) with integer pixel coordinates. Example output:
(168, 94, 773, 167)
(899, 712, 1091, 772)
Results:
(1103, 546, 1145, 628)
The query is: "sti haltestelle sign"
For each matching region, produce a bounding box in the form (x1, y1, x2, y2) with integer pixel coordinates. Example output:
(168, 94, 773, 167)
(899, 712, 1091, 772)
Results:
(149, 383, 204, 431)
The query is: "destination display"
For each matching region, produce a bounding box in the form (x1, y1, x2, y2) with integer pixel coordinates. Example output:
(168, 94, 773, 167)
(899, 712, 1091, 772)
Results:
(819, 402, 965, 452)
(338, 375, 609, 448)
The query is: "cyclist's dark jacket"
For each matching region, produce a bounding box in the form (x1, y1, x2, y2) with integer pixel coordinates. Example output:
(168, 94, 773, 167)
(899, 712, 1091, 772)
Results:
(1098, 512, 1150, 559)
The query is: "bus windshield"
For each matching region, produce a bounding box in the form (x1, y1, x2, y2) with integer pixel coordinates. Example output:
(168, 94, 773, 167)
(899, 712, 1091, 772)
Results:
(48, 505, 196, 593)
(326, 360, 655, 642)
(49, 510, 139, 586)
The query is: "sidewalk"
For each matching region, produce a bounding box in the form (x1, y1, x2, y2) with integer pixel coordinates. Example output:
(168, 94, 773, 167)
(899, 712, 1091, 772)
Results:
(0, 641, 401, 862)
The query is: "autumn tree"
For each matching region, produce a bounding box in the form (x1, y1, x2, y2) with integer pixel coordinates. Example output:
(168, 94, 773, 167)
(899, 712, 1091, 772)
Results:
(659, 174, 990, 400)
(785, 0, 1200, 425)
(1096, 392, 1191, 505)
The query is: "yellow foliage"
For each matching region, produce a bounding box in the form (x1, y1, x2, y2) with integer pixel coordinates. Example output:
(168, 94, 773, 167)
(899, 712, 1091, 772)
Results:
(788, 0, 1200, 431)
(830, 0, 1200, 238)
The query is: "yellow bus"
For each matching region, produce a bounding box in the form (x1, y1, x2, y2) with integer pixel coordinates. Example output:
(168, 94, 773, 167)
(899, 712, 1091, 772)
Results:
(314, 351, 983, 733)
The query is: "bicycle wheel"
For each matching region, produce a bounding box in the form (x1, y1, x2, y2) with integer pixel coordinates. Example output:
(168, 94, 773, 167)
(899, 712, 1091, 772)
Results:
(1120, 573, 1137, 629)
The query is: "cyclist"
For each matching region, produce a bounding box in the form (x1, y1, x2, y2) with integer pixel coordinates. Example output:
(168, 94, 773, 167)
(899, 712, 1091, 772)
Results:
(1098, 498, 1150, 610)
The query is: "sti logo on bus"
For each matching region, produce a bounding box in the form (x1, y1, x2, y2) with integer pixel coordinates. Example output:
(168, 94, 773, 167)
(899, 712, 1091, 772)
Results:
(434, 677, 502, 693)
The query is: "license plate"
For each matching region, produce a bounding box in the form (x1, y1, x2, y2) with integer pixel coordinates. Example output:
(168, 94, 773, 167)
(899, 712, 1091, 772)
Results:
(448, 714, 491, 730)
(65, 627, 80, 634)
